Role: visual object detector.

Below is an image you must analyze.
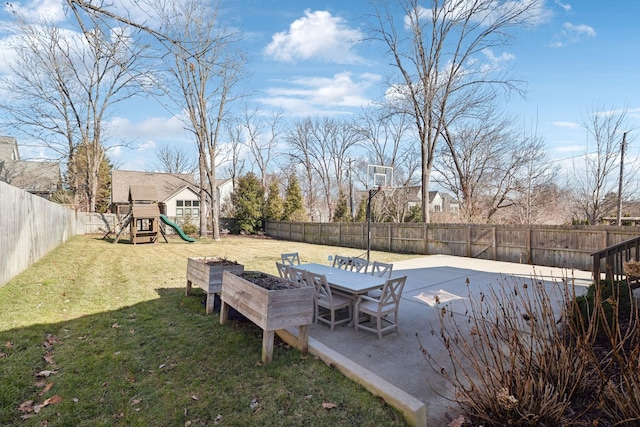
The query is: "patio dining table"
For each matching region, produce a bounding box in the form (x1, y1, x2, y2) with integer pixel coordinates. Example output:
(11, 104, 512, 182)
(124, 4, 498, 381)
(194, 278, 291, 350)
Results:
(297, 263, 386, 297)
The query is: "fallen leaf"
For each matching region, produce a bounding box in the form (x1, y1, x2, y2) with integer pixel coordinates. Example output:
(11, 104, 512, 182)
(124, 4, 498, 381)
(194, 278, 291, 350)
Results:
(35, 379, 47, 388)
(18, 400, 34, 413)
(112, 323, 121, 328)
(322, 402, 337, 410)
(304, 394, 313, 399)
(38, 382, 54, 396)
(5, 341, 13, 348)
(185, 421, 192, 427)
(43, 395, 62, 406)
(214, 414, 223, 424)
(191, 395, 199, 401)
(448, 415, 466, 427)
(44, 353, 55, 364)
(0, 352, 6, 358)
(36, 370, 56, 377)
(72, 398, 79, 403)
(131, 398, 142, 406)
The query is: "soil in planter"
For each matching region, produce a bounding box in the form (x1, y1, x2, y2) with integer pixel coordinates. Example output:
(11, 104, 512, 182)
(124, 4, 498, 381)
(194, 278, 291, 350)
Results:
(239, 272, 294, 291)
(197, 257, 240, 266)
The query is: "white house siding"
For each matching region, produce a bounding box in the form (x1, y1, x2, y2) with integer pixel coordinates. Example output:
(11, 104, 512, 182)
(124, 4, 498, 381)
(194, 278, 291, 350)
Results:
(164, 187, 200, 219)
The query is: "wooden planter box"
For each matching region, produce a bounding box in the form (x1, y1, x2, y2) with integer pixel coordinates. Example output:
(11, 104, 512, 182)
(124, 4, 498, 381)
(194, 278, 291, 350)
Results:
(220, 270, 314, 363)
(186, 257, 244, 314)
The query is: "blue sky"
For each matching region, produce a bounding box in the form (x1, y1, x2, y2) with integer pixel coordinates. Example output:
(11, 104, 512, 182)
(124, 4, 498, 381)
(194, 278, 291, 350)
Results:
(1, 0, 639, 175)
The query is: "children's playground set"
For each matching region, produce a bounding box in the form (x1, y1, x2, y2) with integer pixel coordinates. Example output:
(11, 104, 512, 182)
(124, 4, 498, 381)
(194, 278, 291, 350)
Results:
(107, 185, 195, 244)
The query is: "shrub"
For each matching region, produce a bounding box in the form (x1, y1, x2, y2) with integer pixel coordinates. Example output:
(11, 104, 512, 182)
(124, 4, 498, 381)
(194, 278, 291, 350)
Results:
(572, 279, 632, 339)
(180, 221, 198, 235)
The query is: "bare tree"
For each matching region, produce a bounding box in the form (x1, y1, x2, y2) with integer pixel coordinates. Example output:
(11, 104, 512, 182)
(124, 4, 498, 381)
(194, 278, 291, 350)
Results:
(157, 0, 245, 239)
(436, 106, 553, 223)
(0, 15, 144, 212)
(154, 143, 196, 174)
(286, 117, 359, 221)
(368, 0, 542, 223)
(285, 118, 319, 220)
(239, 106, 282, 188)
(571, 103, 631, 224)
(221, 121, 246, 191)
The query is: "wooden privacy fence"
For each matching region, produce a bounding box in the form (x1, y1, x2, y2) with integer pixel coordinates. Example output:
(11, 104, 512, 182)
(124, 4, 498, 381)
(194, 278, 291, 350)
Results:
(265, 220, 640, 272)
(1, 181, 77, 287)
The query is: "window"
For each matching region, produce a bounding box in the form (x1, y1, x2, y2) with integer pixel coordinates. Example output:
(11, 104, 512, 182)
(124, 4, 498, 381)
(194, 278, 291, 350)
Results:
(176, 200, 199, 217)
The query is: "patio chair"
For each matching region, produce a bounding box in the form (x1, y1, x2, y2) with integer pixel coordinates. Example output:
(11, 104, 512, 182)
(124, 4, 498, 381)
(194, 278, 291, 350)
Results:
(289, 266, 311, 286)
(332, 255, 351, 270)
(354, 276, 407, 339)
(275, 262, 292, 280)
(281, 252, 301, 266)
(306, 270, 352, 331)
(350, 257, 369, 273)
(370, 261, 393, 279)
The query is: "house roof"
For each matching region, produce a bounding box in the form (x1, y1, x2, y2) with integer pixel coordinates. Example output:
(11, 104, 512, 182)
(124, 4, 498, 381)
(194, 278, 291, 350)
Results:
(1, 160, 60, 193)
(111, 170, 196, 204)
(0, 136, 19, 161)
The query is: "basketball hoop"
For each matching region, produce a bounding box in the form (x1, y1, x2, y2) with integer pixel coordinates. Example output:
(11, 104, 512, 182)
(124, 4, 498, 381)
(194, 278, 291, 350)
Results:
(365, 165, 394, 262)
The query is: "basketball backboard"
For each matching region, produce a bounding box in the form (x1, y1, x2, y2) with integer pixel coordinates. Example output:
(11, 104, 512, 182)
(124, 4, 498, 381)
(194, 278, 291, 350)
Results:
(366, 164, 394, 190)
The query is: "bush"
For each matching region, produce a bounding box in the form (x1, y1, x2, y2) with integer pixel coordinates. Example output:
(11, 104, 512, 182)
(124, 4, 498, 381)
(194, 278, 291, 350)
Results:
(572, 279, 632, 338)
(179, 221, 198, 235)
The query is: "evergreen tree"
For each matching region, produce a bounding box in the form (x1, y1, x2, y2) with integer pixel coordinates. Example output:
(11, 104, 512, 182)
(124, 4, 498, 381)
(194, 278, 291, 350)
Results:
(354, 196, 367, 222)
(333, 189, 352, 222)
(231, 172, 264, 233)
(283, 174, 306, 221)
(405, 204, 423, 222)
(67, 142, 112, 213)
(264, 179, 284, 220)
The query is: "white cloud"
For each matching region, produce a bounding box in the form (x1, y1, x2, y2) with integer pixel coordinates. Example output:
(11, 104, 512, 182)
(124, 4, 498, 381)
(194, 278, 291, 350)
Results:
(552, 121, 580, 129)
(551, 22, 596, 47)
(554, 1, 571, 12)
(3, 0, 66, 23)
(264, 9, 366, 64)
(256, 72, 380, 116)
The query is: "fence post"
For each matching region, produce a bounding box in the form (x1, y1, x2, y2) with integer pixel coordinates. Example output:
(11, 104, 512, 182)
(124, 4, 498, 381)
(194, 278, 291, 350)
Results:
(424, 223, 429, 255)
(467, 226, 472, 258)
(492, 227, 497, 260)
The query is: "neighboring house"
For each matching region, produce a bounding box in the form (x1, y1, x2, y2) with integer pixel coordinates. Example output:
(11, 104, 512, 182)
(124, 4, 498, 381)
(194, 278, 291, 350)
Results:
(401, 186, 459, 214)
(110, 169, 233, 222)
(0, 136, 61, 199)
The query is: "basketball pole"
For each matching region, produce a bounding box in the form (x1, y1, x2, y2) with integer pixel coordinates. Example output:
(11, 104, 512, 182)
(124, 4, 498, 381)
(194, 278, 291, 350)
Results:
(366, 186, 381, 262)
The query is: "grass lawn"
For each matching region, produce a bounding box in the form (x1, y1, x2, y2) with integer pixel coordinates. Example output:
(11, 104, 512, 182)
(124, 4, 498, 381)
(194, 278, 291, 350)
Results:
(0, 234, 420, 426)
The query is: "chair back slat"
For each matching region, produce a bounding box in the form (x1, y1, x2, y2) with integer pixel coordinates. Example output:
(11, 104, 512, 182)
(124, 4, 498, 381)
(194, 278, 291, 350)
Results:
(370, 261, 393, 279)
(281, 252, 300, 266)
(276, 262, 291, 280)
(350, 257, 369, 273)
(290, 266, 310, 286)
(332, 255, 351, 270)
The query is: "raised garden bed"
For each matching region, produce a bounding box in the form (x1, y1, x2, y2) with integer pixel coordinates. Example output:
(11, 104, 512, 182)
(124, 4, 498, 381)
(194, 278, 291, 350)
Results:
(186, 256, 244, 314)
(220, 270, 314, 363)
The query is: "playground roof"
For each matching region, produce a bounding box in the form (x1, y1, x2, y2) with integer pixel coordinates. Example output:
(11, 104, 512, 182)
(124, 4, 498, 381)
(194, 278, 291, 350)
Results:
(129, 185, 158, 203)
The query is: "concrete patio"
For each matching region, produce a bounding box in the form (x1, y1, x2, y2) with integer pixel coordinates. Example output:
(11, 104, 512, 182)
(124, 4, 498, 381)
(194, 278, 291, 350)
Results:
(278, 255, 594, 426)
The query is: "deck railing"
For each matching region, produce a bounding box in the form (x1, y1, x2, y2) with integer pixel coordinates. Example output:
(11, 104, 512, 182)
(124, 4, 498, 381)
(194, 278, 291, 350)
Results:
(592, 235, 640, 285)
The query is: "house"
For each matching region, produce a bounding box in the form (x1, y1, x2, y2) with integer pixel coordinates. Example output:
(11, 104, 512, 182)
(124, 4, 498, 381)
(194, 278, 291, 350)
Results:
(0, 136, 61, 199)
(110, 169, 233, 223)
(400, 186, 459, 214)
